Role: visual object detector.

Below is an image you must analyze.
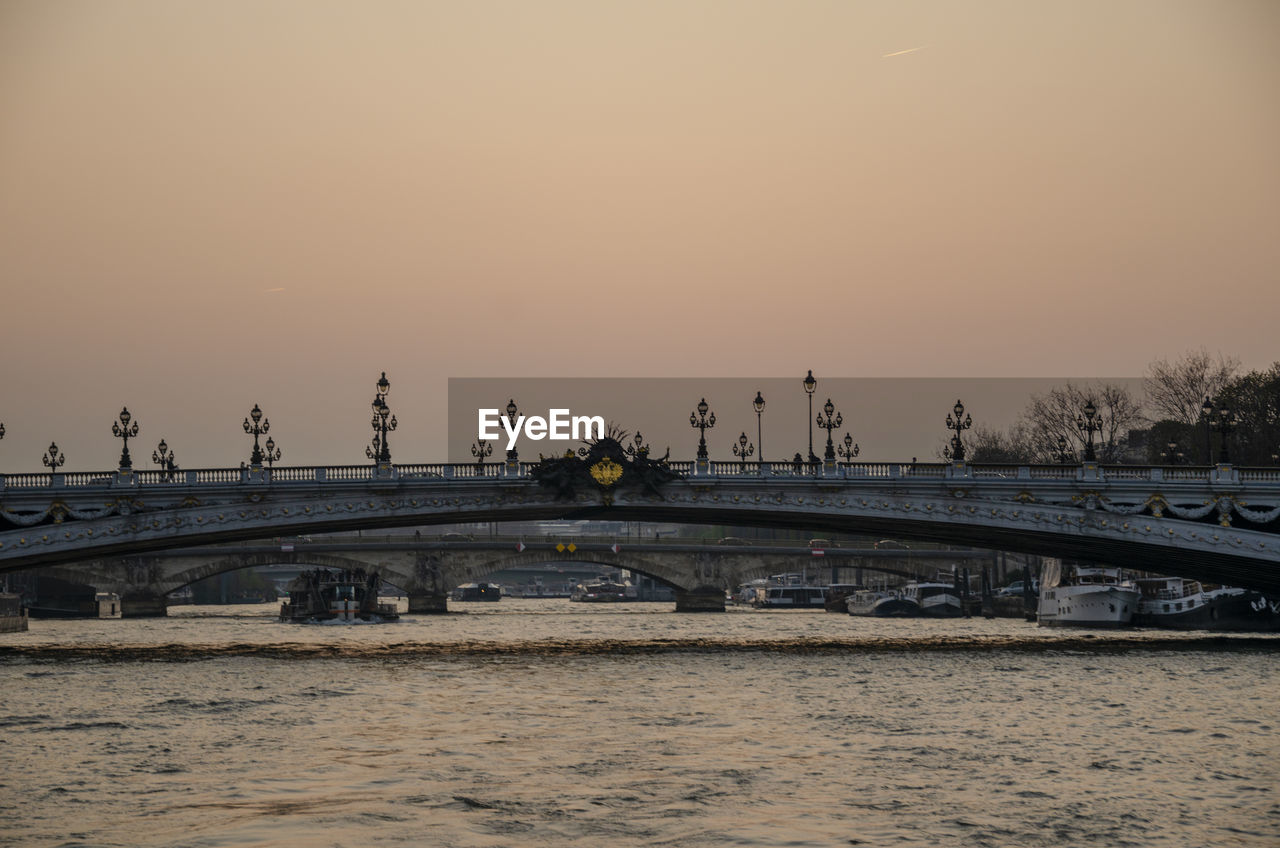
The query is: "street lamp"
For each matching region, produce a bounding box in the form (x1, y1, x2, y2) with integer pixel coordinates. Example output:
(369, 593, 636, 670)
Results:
(264, 435, 282, 468)
(368, 372, 397, 465)
(152, 439, 177, 477)
(1160, 439, 1184, 465)
(1054, 435, 1074, 465)
(753, 391, 766, 461)
(471, 439, 493, 470)
(1211, 401, 1239, 465)
(817, 398, 842, 461)
(625, 431, 650, 460)
(1076, 399, 1103, 463)
(690, 398, 716, 460)
(111, 406, 139, 471)
(43, 442, 65, 473)
(945, 399, 973, 462)
(243, 403, 270, 466)
(1201, 395, 1214, 463)
(803, 371, 817, 462)
(838, 432, 859, 466)
(505, 399, 519, 462)
(733, 431, 754, 468)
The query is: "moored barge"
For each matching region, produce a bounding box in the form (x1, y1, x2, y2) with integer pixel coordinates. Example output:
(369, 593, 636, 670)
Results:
(279, 567, 399, 623)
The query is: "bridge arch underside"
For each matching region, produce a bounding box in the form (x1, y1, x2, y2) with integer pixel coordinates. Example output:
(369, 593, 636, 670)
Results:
(4, 495, 1279, 596)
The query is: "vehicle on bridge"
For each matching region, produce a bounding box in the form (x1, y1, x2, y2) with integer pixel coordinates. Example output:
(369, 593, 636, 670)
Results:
(279, 567, 399, 623)
(1037, 563, 1139, 628)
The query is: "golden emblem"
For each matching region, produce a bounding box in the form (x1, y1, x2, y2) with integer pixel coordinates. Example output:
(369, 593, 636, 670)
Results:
(589, 458, 624, 487)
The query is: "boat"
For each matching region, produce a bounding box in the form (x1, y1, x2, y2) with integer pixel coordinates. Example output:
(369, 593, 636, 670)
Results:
(570, 578, 629, 602)
(845, 588, 920, 617)
(1134, 577, 1280, 632)
(901, 580, 964, 618)
(450, 582, 502, 602)
(279, 567, 399, 623)
(0, 592, 28, 633)
(731, 579, 769, 606)
(1037, 562, 1139, 628)
(823, 584, 862, 613)
(752, 574, 827, 609)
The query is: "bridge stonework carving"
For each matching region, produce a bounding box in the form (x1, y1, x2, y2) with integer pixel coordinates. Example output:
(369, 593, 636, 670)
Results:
(3, 461, 1280, 613)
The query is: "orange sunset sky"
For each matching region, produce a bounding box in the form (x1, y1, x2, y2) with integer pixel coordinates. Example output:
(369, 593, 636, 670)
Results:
(1, 1, 1277, 470)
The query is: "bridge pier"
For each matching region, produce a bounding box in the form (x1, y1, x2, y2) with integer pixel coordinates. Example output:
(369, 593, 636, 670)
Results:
(120, 593, 168, 618)
(406, 592, 449, 614)
(674, 586, 726, 613)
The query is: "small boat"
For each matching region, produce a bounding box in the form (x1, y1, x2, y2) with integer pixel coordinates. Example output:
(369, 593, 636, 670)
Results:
(570, 579, 629, 602)
(846, 588, 920, 617)
(902, 580, 964, 618)
(731, 580, 769, 606)
(823, 584, 862, 613)
(279, 567, 399, 623)
(752, 582, 827, 609)
(1037, 562, 1139, 628)
(1134, 577, 1280, 632)
(450, 582, 502, 602)
(0, 592, 28, 633)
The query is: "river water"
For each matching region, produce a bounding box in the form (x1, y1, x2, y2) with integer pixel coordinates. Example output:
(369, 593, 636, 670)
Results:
(2, 601, 1277, 847)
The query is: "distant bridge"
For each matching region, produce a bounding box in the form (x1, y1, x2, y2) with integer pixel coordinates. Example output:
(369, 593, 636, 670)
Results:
(33, 536, 1000, 615)
(3, 459, 1279, 612)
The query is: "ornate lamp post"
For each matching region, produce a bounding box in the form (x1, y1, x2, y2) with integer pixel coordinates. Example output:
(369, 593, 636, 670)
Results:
(243, 404, 270, 466)
(625, 431, 650, 460)
(1076, 399, 1103, 463)
(803, 371, 817, 462)
(753, 391, 765, 461)
(111, 406, 139, 471)
(1211, 401, 1239, 465)
(367, 372, 397, 465)
(838, 432, 859, 466)
(733, 431, 754, 468)
(690, 398, 716, 460)
(1201, 395, 1214, 463)
(1160, 439, 1184, 465)
(264, 435, 282, 468)
(945, 399, 972, 462)
(817, 398, 842, 461)
(1054, 435, 1074, 465)
(504, 399, 519, 462)
(152, 439, 177, 476)
(471, 439, 493, 470)
(43, 442, 65, 474)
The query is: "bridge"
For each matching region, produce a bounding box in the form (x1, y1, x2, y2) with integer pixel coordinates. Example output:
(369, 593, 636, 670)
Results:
(3, 458, 1279, 612)
(28, 535, 1002, 615)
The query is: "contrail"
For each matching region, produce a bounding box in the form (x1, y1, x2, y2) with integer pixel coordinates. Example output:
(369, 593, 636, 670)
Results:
(882, 46, 926, 58)
(264, 287, 286, 293)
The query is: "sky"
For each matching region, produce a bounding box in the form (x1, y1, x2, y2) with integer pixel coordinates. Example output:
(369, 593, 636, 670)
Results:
(1, 0, 1277, 470)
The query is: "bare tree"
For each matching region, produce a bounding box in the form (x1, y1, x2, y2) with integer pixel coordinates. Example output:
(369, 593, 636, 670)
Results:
(1144, 349, 1239, 426)
(967, 425, 1036, 464)
(1018, 382, 1144, 463)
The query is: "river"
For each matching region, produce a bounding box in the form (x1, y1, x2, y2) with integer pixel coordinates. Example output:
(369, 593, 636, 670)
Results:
(2, 600, 1277, 847)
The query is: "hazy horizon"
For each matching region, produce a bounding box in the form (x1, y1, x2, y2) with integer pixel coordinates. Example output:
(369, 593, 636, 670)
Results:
(2, 1, 1277, 470)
